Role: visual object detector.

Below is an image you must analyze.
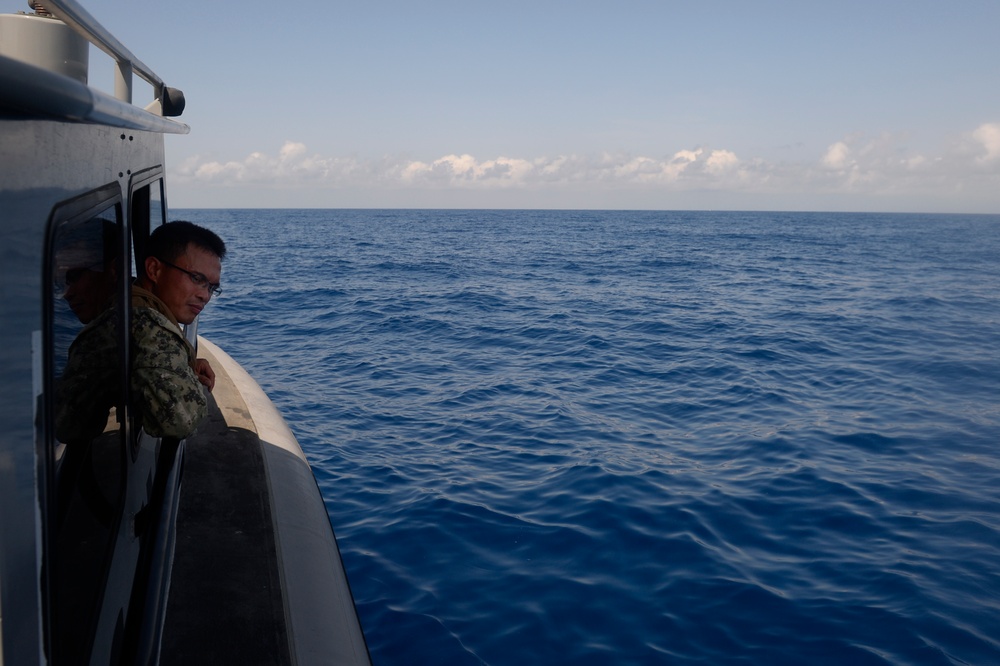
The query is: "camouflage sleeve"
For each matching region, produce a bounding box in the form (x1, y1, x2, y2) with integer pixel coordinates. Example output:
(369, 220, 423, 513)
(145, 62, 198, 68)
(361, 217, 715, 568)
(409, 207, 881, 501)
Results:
(131, 308, 207, 438)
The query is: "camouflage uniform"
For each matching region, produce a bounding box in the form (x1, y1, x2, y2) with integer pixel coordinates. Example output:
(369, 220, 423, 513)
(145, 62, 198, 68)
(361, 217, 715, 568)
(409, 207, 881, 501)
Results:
(56, 286, 207, 442)
(131, 285, 207, 438)
(55, 305, 120, 443)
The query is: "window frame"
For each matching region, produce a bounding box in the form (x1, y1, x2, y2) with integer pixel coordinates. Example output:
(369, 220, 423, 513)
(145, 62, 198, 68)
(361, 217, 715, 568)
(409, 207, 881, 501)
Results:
(41, 181, 127, 662)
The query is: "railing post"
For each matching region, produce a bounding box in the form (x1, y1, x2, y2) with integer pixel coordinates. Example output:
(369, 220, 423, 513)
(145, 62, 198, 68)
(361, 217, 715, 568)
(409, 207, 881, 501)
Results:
(115, 58, 132, 103)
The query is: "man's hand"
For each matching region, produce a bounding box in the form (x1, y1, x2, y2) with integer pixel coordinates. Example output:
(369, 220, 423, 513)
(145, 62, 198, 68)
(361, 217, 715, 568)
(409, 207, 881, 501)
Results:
(194, 358, 216, 392)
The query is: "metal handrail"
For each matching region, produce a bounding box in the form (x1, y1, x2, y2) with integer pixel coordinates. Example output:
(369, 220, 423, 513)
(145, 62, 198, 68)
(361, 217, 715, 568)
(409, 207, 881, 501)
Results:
(36, 0, 166, 104)
(0, 51, 190, 132)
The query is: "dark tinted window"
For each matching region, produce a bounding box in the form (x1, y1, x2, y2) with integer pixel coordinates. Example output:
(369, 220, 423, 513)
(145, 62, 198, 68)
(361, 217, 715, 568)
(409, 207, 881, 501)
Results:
(46, 187, 126, 663)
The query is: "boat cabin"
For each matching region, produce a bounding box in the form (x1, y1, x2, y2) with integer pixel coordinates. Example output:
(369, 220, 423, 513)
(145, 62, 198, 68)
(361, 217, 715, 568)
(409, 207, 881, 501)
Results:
(0, 2, 369, 664)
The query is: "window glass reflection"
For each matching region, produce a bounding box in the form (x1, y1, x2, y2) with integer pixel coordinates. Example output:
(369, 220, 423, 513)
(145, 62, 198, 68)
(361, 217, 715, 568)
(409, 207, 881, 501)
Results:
(48, 205, 125, 663)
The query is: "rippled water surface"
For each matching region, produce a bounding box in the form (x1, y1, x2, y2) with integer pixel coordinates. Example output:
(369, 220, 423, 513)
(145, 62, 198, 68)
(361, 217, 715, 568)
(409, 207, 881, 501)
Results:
(179, 209, 1000, 665)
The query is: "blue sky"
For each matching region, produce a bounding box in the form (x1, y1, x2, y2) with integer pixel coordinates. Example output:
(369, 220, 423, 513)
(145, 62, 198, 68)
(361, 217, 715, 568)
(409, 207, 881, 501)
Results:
(11, 0, 1000, 212)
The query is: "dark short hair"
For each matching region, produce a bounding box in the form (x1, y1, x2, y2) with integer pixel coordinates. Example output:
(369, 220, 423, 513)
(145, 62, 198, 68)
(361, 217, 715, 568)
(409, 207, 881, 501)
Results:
(147, 221, 227, 264)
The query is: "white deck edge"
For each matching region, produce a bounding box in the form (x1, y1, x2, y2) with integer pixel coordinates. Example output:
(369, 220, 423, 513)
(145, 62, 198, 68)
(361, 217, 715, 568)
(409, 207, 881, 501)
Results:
(197, 337, 305, 462)
(196, 336, 371, 665)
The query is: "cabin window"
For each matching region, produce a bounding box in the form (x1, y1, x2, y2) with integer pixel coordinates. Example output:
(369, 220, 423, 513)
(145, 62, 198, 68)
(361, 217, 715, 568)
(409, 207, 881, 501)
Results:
(45, 185, 127, 662)
(43, 175, 180, 662)
(128, 173, 168, 449)
(129, 171, 165, 279)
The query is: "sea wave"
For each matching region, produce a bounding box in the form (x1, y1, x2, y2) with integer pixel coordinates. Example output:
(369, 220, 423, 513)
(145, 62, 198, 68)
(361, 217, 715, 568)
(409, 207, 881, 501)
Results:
(183, 209, 1000, 665)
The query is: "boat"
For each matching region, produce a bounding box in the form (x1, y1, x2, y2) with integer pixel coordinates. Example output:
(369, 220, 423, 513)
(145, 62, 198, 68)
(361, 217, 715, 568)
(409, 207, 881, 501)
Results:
(0, 1, 371, 663)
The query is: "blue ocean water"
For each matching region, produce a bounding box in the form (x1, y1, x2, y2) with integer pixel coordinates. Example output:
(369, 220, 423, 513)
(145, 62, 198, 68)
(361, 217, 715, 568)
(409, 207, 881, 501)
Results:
(178, 209, 1000, 665)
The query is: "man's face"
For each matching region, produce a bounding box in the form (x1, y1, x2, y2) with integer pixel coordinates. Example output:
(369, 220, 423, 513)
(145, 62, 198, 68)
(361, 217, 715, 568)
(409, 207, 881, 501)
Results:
(145, 243, 222, 325)
(63, 263, 116, 324)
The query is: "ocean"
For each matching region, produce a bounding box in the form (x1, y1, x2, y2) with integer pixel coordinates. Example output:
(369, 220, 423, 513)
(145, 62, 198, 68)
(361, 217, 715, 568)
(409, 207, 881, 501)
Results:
(177, 209, 1000, 665)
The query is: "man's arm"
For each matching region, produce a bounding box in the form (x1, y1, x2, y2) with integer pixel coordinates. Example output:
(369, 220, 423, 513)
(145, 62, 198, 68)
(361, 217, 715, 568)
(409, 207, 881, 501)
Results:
(132, 308, 207, 439)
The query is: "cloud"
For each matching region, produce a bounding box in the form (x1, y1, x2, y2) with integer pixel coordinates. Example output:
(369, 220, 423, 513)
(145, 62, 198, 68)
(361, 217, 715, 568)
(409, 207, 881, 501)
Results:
(972, 123, 1000, 162)
(401, 154, 536, 185)
(279, 141, 307, 160)
(178, 141, 377, 187)
(176, 142, 754, 190)
(172, 127, 1000, 209)
(822, 141, 851, 170)
(705, 150, 739, 174)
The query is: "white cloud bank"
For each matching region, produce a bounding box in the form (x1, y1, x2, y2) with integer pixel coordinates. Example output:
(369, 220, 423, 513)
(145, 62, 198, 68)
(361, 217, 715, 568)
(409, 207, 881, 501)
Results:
(172, 123, 1000, 212)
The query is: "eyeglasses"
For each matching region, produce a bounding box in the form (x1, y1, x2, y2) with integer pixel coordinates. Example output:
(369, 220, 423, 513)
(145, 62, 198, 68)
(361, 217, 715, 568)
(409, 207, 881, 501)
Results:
(54, 260, 106, 293)
(62, 261, 105, 285)
(158, 259, 223, 296)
